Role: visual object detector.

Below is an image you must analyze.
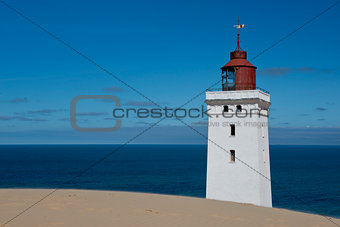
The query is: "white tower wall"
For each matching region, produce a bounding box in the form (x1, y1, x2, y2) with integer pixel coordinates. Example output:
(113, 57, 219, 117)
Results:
(205, 90, 272, 207)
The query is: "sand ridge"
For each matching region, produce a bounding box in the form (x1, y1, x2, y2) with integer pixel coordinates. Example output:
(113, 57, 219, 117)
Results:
(0, 189, 339, 227)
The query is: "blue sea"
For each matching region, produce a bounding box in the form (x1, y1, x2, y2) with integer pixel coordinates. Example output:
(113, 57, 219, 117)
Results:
(0, 145, 339, 218)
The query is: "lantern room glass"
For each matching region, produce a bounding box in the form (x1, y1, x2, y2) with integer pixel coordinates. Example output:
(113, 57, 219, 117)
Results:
(222, 69, 235, 91)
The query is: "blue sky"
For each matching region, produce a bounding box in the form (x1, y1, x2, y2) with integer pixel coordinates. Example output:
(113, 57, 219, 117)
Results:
(0, 0, 339, 144)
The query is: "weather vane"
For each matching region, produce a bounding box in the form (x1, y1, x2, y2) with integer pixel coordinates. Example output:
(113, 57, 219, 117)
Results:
(233, 17, 245, 51)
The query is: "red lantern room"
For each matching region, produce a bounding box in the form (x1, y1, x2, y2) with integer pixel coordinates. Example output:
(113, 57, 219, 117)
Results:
(221, 20, 256, 91)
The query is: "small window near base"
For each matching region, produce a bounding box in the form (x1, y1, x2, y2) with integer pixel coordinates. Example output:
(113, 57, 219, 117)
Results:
(230, 150, 235, 163)
(230, 124, 235, 136)
(223, 105, 229, 112)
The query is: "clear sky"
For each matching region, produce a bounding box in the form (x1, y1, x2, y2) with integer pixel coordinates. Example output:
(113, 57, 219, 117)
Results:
(0, 0, 339, 144)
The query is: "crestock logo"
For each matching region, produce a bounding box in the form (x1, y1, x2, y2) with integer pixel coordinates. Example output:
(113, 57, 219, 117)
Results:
(112, 106, 268, 119)
(112, 106, 210, 119)
(70, 95, 121, 132)
(70, 95, 269, 132)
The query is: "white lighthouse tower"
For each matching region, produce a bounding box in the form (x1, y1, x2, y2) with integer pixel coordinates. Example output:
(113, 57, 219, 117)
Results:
(205, 22, 272, 207)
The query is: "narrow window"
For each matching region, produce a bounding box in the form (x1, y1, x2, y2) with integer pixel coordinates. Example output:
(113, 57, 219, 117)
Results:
(236, 105, 242, 112)
(230, 150, 235, 163)
(230, 124, 235, 136)
(223, 105, 229, 112)
(227, 69, 235, 90)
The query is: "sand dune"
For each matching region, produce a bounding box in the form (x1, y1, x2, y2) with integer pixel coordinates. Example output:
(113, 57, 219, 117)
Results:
(0, 189, 339, 227)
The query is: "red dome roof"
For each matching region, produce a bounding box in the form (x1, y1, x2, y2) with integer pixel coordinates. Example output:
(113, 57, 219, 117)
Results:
(221, 58, 256, 69)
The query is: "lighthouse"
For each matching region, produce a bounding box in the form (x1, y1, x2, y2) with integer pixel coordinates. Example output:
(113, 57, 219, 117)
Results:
(205, 21, 272, 207)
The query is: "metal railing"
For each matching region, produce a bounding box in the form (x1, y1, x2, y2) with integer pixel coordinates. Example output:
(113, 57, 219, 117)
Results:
(206, 86, 270, 94)
(256, 87, 270, 94)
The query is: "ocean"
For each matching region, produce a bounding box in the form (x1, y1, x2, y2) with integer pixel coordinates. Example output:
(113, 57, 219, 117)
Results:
(0, 144, 339, 218)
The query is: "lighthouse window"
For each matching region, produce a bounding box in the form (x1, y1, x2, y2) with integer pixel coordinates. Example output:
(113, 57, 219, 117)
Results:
(230, 150, 235, 163)
(230, 124, 235, 136)
(227, 70, 235, 90)
(236, 105, 242, 112)
(223, 105, 229, 112)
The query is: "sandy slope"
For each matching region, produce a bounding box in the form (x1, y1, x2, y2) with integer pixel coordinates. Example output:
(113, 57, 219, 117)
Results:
(0, 189, 339, 227)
